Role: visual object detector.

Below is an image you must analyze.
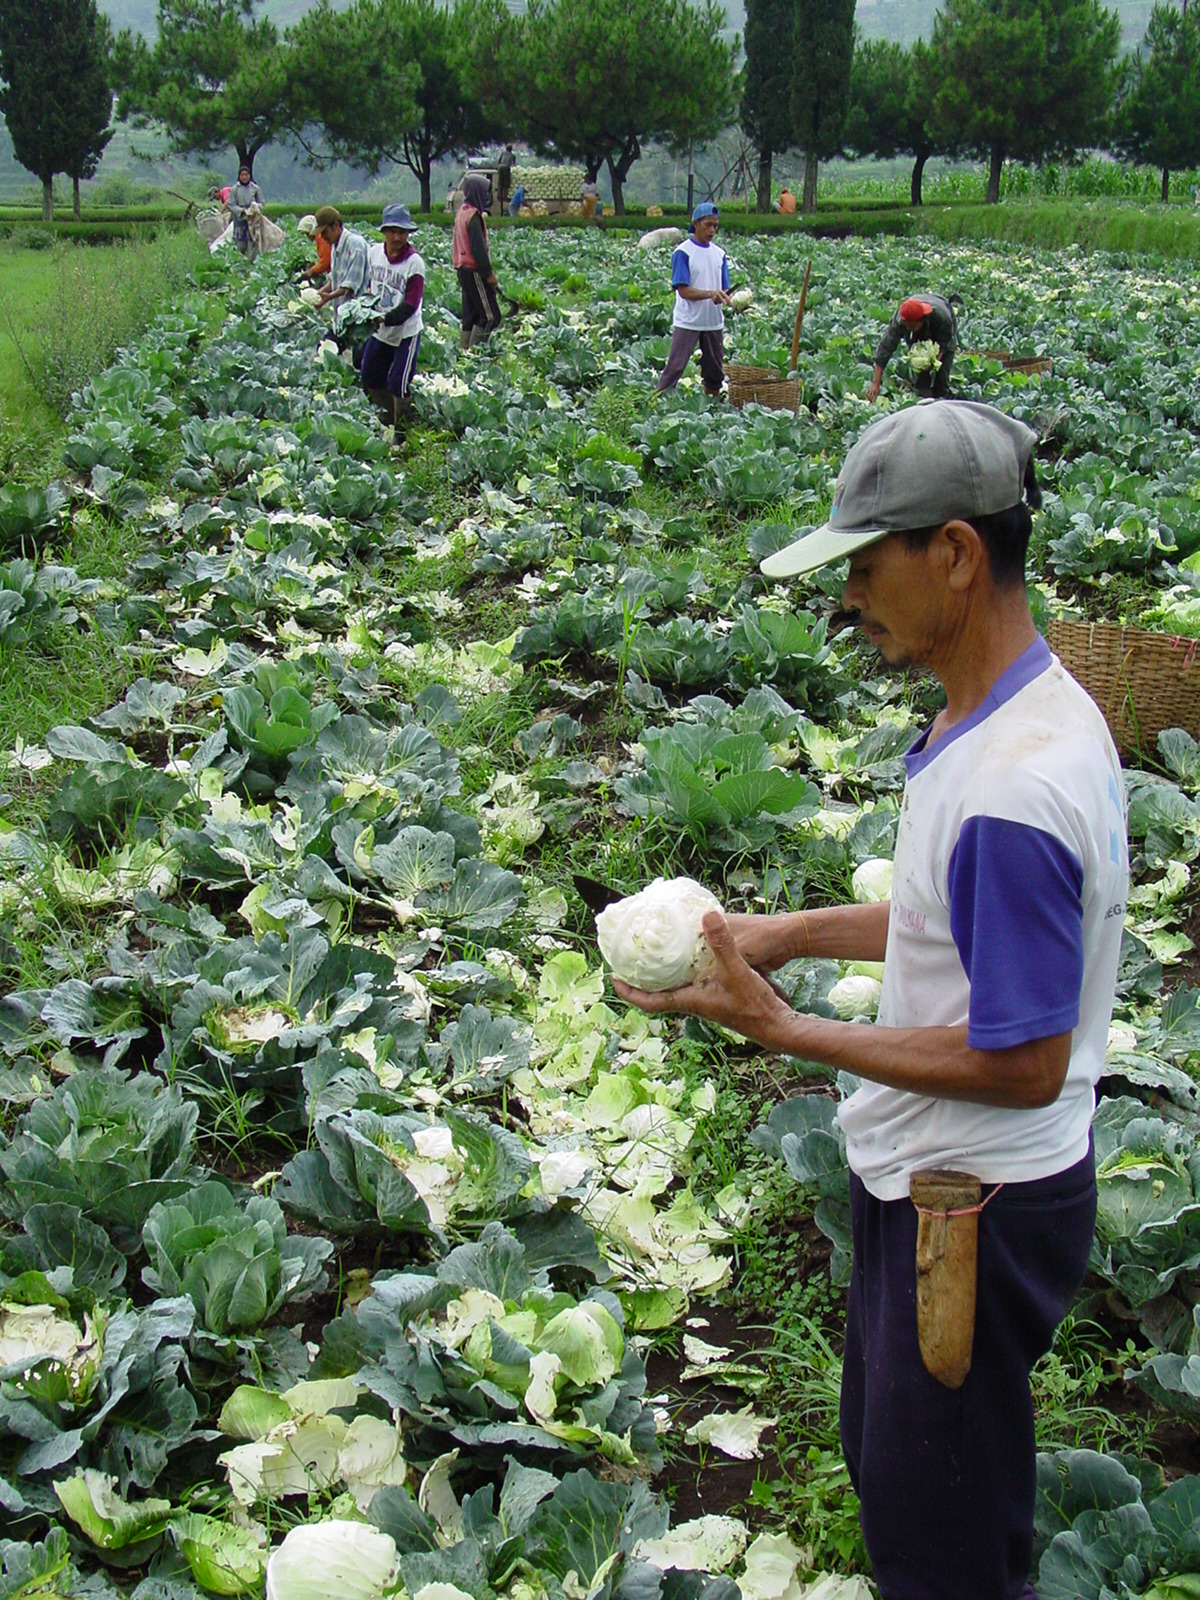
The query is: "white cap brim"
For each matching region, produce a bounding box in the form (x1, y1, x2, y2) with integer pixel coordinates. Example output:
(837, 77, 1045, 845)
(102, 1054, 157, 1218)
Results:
(760, 523, 888, 580)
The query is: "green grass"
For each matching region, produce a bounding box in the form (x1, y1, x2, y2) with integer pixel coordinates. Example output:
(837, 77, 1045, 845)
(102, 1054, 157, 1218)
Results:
(0, 228, 210, 448)
(919, 197, 1200, 259)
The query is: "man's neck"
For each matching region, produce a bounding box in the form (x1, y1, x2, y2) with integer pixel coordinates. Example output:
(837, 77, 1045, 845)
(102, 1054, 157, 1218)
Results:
(930, 589, 1039, 740)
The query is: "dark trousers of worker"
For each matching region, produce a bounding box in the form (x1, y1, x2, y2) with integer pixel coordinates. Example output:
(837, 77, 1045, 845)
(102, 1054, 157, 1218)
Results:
(657, 328, 724, 394)
(360, 333, 420, 399)
(457, 266, 501, 340)
(840, 1145, 1096, 1600)
(915, 355, 953, 397)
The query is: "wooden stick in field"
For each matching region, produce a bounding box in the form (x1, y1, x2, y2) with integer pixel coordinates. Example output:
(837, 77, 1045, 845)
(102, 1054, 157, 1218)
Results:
(790, 258, 812, 374)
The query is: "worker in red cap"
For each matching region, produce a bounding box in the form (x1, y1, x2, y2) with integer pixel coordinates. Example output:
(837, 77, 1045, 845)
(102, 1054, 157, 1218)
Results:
(866, 293, 959, 401)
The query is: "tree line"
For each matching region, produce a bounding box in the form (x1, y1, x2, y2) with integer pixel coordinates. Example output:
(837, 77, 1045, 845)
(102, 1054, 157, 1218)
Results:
(1, 0, 1198, 221)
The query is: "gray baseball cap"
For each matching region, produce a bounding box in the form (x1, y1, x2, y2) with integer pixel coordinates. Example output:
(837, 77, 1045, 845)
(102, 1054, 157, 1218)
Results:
(760, 401, 1039, 580)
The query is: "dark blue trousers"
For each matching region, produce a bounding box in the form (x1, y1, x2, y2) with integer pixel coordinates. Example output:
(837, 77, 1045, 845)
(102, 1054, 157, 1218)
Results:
(840, 1146, 1097, 1600)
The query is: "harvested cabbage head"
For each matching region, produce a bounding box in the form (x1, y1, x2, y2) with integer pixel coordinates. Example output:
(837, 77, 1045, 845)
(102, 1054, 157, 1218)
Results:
(596, 876, 722, 991)
(299, 286, 323, 309)
(908, 339, 942, 375)
(729, 288, 754, 311)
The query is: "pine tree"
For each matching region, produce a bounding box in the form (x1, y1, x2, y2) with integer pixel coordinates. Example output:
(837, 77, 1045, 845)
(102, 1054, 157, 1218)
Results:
(65, 7, 114, 218)
(931, 0, 1120, 203)
(113, 0, 292, 179)
(792, 0, 856, 213)
(740, 0, 798, 213)
(0, 0, 114, 221)
(1113, 2, 1200, 202)
(843, 36, 937, 205)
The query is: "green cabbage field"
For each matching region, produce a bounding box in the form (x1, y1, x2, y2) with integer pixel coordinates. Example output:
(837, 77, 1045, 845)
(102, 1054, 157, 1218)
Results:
(2, 221, 1200, 1600)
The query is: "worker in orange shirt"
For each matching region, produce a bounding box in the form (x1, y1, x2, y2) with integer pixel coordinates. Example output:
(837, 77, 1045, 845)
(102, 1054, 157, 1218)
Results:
(296, 214, 332, 284)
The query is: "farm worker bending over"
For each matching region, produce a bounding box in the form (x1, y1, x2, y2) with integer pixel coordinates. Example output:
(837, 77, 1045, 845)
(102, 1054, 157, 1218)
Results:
(227, 166, 264, 261)
(295, 214, 332, 284)
(508, 184, 525, 217)
(314, 206, 371, 340)
(453, 176, 501, 351)
(656, 201, 732, 397)
(361, 204, 425, 442)
(777, 186, 796, 214)
(614, 401, 1128, 1600)
(867, 292, 958, 400)
(581, 176, 599, 219)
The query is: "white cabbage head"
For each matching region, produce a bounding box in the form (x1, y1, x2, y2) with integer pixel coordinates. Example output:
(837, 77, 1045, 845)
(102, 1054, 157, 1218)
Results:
(826, 974, 883, 1020)
(851, 858, 893, 904)
(596, 876, 722, 991)
(265, 1522, 398, 1600)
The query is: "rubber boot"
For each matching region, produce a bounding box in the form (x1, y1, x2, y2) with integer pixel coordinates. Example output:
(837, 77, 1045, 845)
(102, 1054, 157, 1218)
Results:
(365, 386, 392, 426)
(392, 396, 413, 448)
(459, 328, 472, 352)
(471, 325, 492, 348)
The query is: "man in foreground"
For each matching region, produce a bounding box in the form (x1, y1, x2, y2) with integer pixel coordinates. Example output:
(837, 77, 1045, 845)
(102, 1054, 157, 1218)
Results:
(867, 292, 958, 399)
(614, 401, 1128, 1599)
(361, 204, 424, 442)
(656, 201, 732, 396)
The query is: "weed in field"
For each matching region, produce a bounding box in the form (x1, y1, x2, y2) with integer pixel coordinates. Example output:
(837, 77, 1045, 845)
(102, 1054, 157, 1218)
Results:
(0, 229, 207, 419)
(0, 625, 141, 774)
(1032, 1313, 1151, 1454)
(746, 1306, 868, 1570)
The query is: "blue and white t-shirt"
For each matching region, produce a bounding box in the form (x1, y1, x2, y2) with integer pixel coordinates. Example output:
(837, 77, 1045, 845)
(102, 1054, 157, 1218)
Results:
(840, 636, 1128, 1200)
(670, 237, 731, 331)
(367, 241, 425, 346)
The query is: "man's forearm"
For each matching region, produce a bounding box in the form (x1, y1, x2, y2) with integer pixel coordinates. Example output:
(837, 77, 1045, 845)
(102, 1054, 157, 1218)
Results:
(749, 900, 890, 968)
(769, 1012, 1072, 1109)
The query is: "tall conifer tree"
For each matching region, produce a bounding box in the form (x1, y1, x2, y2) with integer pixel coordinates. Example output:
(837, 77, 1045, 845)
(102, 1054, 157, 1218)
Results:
(741, 0, 797, 212)
(0, 0, 113, 220)
(792, 0, 856, 213)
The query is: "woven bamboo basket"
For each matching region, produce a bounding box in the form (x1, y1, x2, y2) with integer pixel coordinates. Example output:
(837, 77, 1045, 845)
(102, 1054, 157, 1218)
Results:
(1046, 618, 1200, 756)
(727, 364, 800, 413)
(975, 348, 1053, 376)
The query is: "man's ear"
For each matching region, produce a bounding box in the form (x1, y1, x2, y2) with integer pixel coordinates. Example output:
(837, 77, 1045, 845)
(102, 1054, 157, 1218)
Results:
(939, 519, 985, 591)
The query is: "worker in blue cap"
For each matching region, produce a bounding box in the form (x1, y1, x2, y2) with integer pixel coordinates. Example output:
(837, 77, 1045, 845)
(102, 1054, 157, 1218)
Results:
(656, 201, 733, 396)
(361, 203, 425, 442)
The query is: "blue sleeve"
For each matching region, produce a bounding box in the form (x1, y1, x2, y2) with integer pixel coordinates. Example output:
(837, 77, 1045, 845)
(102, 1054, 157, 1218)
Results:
(670, 248, 691, 289)
(947, 815, 1084, 1049)
(722, 257, 731, 292)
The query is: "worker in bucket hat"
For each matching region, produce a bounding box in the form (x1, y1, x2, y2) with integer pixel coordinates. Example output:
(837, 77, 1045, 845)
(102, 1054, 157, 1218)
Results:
(615, 401, 1127, 1600)
(361, 203, 425, 443)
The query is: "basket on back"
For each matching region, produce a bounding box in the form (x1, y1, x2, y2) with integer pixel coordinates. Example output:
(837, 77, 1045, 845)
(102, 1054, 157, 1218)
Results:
(1046, 617, 1200, 759)
(727, 364, 800, 414)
